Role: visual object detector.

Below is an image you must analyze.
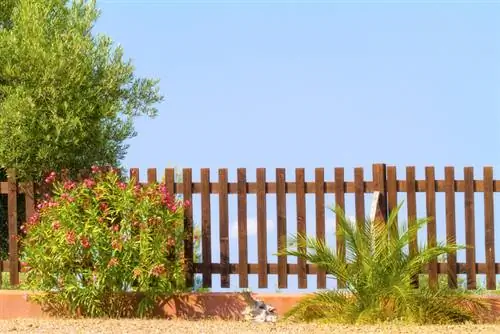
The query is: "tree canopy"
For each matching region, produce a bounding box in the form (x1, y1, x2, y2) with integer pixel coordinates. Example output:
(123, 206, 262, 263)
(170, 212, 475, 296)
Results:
(0, 0, 163, 182)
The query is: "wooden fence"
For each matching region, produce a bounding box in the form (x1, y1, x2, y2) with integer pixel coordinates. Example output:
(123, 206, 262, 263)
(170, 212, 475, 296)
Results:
(0, 164, 499, 290)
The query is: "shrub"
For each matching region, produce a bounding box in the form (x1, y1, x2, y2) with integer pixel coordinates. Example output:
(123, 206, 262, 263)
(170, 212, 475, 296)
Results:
(20, 167, 195, 317)
(279, 204, 490, 324)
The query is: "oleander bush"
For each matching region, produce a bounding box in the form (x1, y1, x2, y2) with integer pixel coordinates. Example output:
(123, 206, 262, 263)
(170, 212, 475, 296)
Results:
(20, 166, 196, 317)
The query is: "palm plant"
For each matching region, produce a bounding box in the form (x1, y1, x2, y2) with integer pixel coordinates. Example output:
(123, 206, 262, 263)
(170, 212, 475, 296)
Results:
(280, 203, 489, 324)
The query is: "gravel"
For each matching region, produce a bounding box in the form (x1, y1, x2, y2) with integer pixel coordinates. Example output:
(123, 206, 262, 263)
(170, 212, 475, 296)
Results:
(0, 320, 499, 333)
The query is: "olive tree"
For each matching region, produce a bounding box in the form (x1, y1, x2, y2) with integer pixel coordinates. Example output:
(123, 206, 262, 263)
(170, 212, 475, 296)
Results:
(0, 0, 163, 182)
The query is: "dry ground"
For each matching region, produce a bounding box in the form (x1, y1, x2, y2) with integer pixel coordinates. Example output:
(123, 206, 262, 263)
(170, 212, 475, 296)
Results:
(0, 320, 499, 334)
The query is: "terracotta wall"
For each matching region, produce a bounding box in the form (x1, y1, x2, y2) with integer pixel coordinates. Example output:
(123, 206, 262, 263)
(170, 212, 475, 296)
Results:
(0, 291, 499, 321)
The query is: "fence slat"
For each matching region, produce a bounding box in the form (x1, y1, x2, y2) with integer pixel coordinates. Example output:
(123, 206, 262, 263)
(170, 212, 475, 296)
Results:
(147, 168, 157, 183)
(335, 167, 345, 288)
(219, 168, 230, 288)
(257, 168, 268, 288)
(201, 169, 212, 288)
(445, 167, 457, 288)
(7, 169, 19, 286)
(296, 168, 307, 289)
(406, 166, 418, 287)
(372, 164, 387, 221)
(315, 168, 326, 289)
(276, 168, 287, 289)
(354, 167, 365, 229)
(237, 168, 248, 288)
(130, 168, 139, 184)
(165, 168, 175, 195)
(464, 167, 477, 289)
(387, 166, 398, 218)
(183, 168, 194, 288)
(484, 166, 496, 290)
(425, 166, 438, 288)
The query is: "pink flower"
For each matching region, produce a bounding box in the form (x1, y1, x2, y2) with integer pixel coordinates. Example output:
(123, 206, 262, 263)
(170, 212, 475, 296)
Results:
(118, 182, 127, 190)
(150, 264, 166, 277)
(132, 268, 142, 278)
(91, 165, 100, 174)
(166, 237, 175, 247)
(112, 224, 119, 232)
(52, 221, 61, 230)
(111, 239, 122, 251)
(63, 181, 76, 191)
(44, 171, 56, 184)
(184, 199, 191, 208)
(80, 236, 90, 249)
(83, 179, 96, 188)
(60, 193, 75, 204)
(99, 202, 109, 211)
(108, 257, 119, 268)
(66, 231, 76, 245)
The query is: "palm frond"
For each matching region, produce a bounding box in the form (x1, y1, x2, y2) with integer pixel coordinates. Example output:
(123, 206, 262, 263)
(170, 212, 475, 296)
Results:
(280, 233, 350, 285)
(284, 290, 354, 323)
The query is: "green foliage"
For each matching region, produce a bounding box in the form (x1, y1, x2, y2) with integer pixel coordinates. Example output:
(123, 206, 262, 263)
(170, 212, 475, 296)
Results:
(0, 0, 17, 29)
(0, 0, 163, 182)
(279, 204, 490, 324)
(20, 167, 194, 317)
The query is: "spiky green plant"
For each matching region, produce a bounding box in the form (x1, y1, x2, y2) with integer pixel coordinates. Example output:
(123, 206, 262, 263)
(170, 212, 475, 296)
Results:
(280, 203, 489, 324)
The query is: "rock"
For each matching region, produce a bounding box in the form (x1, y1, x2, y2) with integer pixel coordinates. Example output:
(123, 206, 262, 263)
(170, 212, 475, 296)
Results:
(241, 291, 278, 323)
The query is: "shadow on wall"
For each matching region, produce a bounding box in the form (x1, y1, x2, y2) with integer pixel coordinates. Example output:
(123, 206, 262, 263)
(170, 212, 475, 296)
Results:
(159, 292, 247, 320)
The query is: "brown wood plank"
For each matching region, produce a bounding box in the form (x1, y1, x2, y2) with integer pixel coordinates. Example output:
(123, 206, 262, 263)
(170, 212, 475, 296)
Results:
(387, 166, 398, 220)
(484, 166, 496, 290)
(7, 170, 19, 286)
(219, 168, 230, 288)
(9, 259, 500, 276)
(372, 164, 387, 221)
(23, 182, 35, 227)
(406, 166, 418, 287)
(335, 167, 345, 288)
(257, 168, 268, 288)
(147, 168, 157, 184)
(193, 262, 500, 275)
(183, 169, 194, 288)
(200, 169, 212, 288)
(0, 181, 7, 194)
(129, 178, 500, 195)
(276, 168, 287, 289)
(315, 168, 326, 289)
(354, 168, 365, 229)
(165, 168, 175, 197)
(444, 167, 457, 288)
(140, 180, 389, 195)
(296, 168, 307, 289)
(237, 168, 248, 288)
(464, 167, 477, 289)
(129, 168, 139, 184)
(425, 166, 438, 288)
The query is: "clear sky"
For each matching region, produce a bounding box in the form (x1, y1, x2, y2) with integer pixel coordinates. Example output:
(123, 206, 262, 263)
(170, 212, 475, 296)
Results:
(95, 0, 500, 292)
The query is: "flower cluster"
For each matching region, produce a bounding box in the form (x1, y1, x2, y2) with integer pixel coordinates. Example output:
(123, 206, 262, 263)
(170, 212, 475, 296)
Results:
(20, 166, 197, 317)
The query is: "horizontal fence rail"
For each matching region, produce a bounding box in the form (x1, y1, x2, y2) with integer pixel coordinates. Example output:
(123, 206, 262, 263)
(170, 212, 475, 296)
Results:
(0, 164, 498, 290)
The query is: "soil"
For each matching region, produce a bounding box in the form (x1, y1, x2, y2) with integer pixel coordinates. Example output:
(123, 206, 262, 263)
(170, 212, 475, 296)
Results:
(0, 319, 499, 333)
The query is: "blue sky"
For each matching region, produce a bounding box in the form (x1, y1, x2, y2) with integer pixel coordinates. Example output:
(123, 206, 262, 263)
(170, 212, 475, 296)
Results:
(95, 0, 500, 291)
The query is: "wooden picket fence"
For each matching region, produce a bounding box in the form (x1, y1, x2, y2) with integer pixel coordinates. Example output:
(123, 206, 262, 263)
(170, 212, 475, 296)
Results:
(0, 164, 498, 290)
